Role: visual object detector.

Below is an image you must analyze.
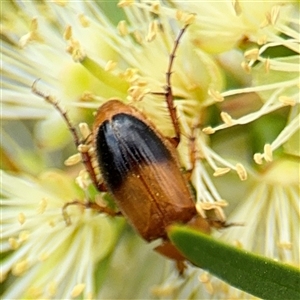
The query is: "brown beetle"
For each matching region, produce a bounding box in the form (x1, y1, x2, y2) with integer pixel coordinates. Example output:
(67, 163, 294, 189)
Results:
(33, 24, 214, 272)
(92, 99, 211, 266)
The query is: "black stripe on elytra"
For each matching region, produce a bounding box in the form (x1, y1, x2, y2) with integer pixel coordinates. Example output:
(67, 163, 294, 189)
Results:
(95, 113, 172, 191)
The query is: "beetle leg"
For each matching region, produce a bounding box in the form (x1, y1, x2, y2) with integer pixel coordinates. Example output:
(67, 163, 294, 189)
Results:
(183, 121, 200, 181)
(151, 25, 189, 148)
(62, 200, 122, 226)
(164, 25, 189, 147)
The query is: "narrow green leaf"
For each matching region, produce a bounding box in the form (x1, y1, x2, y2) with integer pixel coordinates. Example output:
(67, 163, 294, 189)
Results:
(169, 225, 300, 300)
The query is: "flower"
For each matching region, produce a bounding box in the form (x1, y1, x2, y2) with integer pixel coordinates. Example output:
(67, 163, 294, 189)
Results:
(1, 0, 299, 299)
(0, 170, 123, 299)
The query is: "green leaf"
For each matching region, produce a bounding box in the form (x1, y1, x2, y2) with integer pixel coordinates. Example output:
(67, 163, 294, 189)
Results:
(169, 225, 300, 300)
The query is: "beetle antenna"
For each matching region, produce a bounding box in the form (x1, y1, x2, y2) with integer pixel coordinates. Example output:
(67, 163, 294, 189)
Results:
(32, 79, 81, 147)
(31, 79, 102, 190)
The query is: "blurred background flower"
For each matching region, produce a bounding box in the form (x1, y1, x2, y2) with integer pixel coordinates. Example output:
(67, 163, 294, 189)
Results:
(1, 0, 299, 299)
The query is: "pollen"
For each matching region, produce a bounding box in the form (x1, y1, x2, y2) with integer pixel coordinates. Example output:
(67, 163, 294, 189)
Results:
(79, 122, 91, 139)
(176, 11, 195, 25)
(241, 61, 251, 73)
(133, 30, 143, 44)
(8, 237, 19, 250)
(184, 13, 196, 25)
(12, 259, 28, 276)
(64, 25, 73, 41)
(278, 241, 292, 250)
(146, 20, 158, 42)
(53, 0, 68, 6)
(121, 68, 139, 82)
(19, 231, 30, 242)
(76, 170, 91, 189)
(18, 212, 26, 225)
(105, 60, 117, 71)
(48, 281, 58, 297)
(150, 2, 160, 14)
(78, 144, 90, 153)
(257, 34, 267, 45)
(244, 48, 259, 61)
(37, 198, 48, 214)
(232, 0, 242, 16)
(118, 0, 134, 7)
(65, 33, 86, 62)
(208, 89, 224, 102)
(199, 273, 214, 294)
(27, 286, 43, 299)
(127, 86, 146, 101)
(202, 126, 215, 134)
(38, 252, 49, 261)
(236, 163, 247, 181)
(279, 95, 296, 106)
(220, 112, 234, 126)
(64, 153, 81, 166)
(71, 283, 86, 298)
(254, 153, 263, 164)
(78, 13, 90, 28)
(118, 20, 129, 36)
(19, 18, 43, 48)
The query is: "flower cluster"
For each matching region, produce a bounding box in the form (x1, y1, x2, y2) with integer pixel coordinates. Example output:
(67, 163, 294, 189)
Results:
(1, 0, 299, 299)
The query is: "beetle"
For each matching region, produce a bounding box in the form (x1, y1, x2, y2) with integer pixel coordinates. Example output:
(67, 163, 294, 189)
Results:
(92, 99, 211, 265)
(32, 24, 215, 272)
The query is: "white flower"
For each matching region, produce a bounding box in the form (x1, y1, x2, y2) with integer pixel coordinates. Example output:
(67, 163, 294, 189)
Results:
(1, 0, 299, 299)
(1, 170, 122, 299)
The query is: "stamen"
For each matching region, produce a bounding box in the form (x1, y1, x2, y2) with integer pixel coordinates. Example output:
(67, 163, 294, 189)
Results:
(220, 112, 234, 126)
(118, 20, 129, 36)
(12, 259, 28, 276)
(8, 238, 19, 250)
(264, 144, 273, 162)
(48, 281, 58, 297)
(64, 25, 73, 41)
(18, 212, 26, 225)
(232, 0, 242, 16)
(236, 163, 247, 181)
(208, 89, 224, 102)
(254, 153, 263, 164)
(38, 252, 49, 261)
(104, 60, 117, 72)
(79, 123, 91, 139)
(19, 18, 42, 48)
(71, 283, 86, 298)
(78, 14, 90, 28)
(19, 231, 30, 242)
(279, 95, 296, 106)
(78, 144, 90, 153)
(199, 273, 214, 294)
(202, 126, 215, 134)
(213, 167, 231, 177)
(37, 198, 48, 214)
(118, 0, 134, 7)
(241, 61, 251, 73)
(244, 48, 259, 61)
(65, 153, 82, 166)
(146, 20, 158, 42)
(150, 2, 160, 14)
